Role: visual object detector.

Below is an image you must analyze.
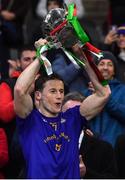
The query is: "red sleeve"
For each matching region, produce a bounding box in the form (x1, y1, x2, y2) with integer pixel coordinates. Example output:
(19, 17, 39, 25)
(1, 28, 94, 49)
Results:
(0, 128, 9, 168)
(0, 82, 16, 123)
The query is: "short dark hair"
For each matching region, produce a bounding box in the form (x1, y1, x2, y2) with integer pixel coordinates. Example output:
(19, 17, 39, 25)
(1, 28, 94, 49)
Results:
(46, 0, 64, 9)
(96, 51, 117, 76)
(35, 73, 64, 91)
(63, 91, 86, 106)
(18, 44, 36, 59)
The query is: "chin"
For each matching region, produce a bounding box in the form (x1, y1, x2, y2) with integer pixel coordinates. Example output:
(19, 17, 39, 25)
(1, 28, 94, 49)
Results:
(57, 108, 62, 113)
(102, 75, 109, 80)
(56, 109, 61, 113)
(103, 77, 109, 81)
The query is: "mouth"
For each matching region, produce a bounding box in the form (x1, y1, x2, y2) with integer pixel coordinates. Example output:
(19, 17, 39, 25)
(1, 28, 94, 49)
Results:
(119, 41, 125, 46)
(102, 72, 108, 75)
(55, 103, 62, 108)
(101, 71, 109, 78)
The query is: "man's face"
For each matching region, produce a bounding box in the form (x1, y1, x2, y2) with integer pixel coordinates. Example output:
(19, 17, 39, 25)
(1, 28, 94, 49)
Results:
(97, 59, 115, 80)
(62, 100, 81, 112)
(38, 80, 64, 117)
(47, 1, 60, 11)
(20, 50, 36, 70)
(117, 34, 125, 50)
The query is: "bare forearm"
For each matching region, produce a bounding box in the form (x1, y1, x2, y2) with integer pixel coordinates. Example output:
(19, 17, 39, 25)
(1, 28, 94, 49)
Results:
(72, 44, 106, 96)
(15, 58, 40, 93)
(84, 59, 106, 96)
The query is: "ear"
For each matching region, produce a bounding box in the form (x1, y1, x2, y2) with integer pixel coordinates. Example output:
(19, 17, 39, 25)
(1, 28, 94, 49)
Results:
(35, 91, 42, 101)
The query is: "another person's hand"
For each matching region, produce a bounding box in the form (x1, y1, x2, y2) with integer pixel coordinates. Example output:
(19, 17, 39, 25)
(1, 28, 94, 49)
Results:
(79, 155, 86, 178)
(104, 30, 118, 45)
(85, 129, 94, 137)
(1, 10, 15, 21)
(8, 59, 20, 78)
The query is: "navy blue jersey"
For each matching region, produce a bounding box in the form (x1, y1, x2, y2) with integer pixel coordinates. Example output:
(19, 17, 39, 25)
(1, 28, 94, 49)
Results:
(16, 106, 87, 179)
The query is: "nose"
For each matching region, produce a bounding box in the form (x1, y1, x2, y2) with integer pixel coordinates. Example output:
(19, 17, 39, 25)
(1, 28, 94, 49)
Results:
(56, 91, 63, 99)
(103, 64, 108, 69)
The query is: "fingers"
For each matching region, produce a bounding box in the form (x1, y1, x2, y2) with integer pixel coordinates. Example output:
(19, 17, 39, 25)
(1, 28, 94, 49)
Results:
(8, 59, 18, 68)
(34, 38, 48, 49)
(104, 30, 118, 44)
(85, 129, 93, 137)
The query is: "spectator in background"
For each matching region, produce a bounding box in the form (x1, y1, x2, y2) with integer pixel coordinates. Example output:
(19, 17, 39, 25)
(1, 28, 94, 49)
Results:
(85, 51, 125, 147)
(0, 0, 29, 47)
(103, 24, 125, 83)
(0, 45, 36, 178)
(0, 45, 36, 122)
(62, 91, 118, 179)
(18, 46, 36, 71)
(0, 0, 29, 79)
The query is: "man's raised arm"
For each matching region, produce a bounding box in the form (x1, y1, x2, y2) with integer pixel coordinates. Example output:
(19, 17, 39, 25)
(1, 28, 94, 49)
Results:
(71, 45, 111, 120)
(14, 58, 41, 118)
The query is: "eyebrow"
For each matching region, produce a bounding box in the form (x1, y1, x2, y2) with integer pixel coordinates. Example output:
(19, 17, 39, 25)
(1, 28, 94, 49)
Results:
(99, 61, 113, 64)
(49, 88, 64, 91)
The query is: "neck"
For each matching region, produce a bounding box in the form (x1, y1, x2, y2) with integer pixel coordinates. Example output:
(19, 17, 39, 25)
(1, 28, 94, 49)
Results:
(38, 107, 58, 118)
